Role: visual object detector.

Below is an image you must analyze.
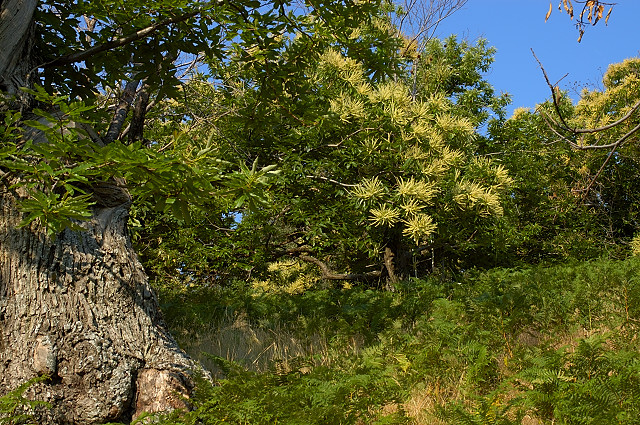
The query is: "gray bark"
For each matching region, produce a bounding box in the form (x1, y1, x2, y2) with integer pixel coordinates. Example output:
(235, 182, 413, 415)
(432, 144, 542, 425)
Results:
(0, 187, 203, 424)
(0, 0, 37, 96)
(0, 1, 208, 423)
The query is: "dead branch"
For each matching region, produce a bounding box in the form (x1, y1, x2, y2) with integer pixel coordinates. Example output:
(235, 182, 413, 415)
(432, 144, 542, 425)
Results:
(395, 0, 468, 51)
(532, 49, 640, 197)
(545, 0, 616, 43)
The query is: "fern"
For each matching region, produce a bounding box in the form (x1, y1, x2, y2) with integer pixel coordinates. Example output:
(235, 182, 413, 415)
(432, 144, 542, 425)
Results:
(0, 376, 49, 425)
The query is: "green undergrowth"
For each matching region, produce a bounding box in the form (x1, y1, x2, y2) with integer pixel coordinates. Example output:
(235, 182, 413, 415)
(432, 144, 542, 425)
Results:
(153, 257, 640, 424)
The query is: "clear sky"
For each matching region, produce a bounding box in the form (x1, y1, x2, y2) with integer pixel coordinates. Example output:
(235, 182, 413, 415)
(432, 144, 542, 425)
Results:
(432, 1, 640, 116)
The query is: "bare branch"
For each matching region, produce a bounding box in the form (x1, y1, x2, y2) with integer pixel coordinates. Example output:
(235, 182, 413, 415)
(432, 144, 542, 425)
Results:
(533, 48, 640, 149)
(395, 0, 468, 48)
(532, 49, 573, 131)
(538, 110, 580, 147)
(304, 175, 358, 188)
(271, 246, 381, 282)
(299, 254, 381, 281)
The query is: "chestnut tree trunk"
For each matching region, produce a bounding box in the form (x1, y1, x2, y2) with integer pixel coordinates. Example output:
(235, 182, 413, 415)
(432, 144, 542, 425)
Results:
(0, 1, 205, 424)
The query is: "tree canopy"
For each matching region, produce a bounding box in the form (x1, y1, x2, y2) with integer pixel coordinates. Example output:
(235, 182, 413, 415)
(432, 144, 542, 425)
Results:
(3, 0, 637, 287)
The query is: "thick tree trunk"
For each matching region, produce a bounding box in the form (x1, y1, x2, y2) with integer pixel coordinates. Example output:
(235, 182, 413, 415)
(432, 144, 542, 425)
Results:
(0, 0, 37, 96)
(1, 2, 207, 423)
(0, 188, 202, 424)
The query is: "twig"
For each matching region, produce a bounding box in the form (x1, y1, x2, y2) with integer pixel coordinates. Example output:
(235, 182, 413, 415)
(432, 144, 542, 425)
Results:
(532, 49, 573, 131)
(304, 175, 358, 188)
(40, 8, 204, 69)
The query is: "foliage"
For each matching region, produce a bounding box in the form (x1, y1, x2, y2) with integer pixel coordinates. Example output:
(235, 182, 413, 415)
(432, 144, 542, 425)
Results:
(519, 336, 640, 424)
(0, 88, 274, 239)
(521, 57, 640, 258)
(0, 376, 49, 425)
(2, 0, 386, 241)
(140, 34, 514, 286)
(483, 106, 610, 265)
(147, 257, 640, 424)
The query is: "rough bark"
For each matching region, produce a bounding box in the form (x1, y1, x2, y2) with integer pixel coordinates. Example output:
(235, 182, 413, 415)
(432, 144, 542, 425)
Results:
(0, 0, 37, 100)
(0, 186, 203, 424)
(1, 2, 208, 423)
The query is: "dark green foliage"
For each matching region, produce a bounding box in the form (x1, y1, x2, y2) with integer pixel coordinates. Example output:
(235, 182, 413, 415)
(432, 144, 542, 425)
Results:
(482, 107, 613, 266)
(166, 359, 407, 425)
(150, 257, 640, 424)
(159, 280, 443, 346)
(519, 337, 640, 424)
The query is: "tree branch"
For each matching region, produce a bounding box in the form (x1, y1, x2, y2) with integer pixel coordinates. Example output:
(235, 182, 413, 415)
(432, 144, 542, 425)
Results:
(272, 246, 381, 282)
(533, 48, 640, 198)
(299, 254, 381, 281)
(128, 83, 150, 144)
(532, 49, 573, 131)
(41, 9, 203, 69)
(104, 78, 140, 144)
(305, 175, 358, 188)
(580, 120, 640, 196)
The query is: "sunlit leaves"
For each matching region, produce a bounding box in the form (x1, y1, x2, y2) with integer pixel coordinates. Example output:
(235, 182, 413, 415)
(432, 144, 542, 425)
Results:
(396, 177, 438, 203)
(399, 198, 424, 216)
(351, 177, 386, 205)
(571, 58, 640, 146)
(453, 178, 504, 217)
(369, 205, 401, 227)
(329, 93, 367, 123)
(313, 42, 512, 249)
(223, 158, 280, 214)
(402, 213, 437, 245)
(1, 86, 282, 238)
(19, 192, 93, 240)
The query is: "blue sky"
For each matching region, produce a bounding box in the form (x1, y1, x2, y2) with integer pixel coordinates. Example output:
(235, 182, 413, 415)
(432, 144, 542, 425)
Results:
(432, 1, 640, 116)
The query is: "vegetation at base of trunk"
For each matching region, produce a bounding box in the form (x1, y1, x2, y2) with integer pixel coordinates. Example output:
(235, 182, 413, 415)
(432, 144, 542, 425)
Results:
(0, 376, 49, 425)
(132, 257, 640, 424)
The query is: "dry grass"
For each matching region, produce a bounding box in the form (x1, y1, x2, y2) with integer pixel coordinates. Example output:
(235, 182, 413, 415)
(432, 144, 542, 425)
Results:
(178, 310, 363, 377)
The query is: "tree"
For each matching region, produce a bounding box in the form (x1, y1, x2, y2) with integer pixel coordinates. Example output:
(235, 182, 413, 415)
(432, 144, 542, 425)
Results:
(532, 57, 640, 249)
(0, 0, 381, 423)
(142, 31, 512, 287)
(483, 107, 612, 264)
